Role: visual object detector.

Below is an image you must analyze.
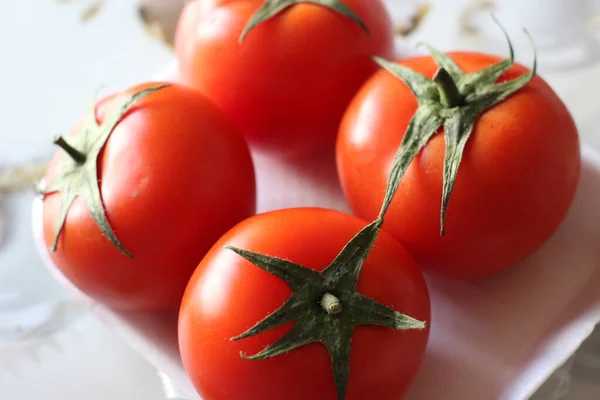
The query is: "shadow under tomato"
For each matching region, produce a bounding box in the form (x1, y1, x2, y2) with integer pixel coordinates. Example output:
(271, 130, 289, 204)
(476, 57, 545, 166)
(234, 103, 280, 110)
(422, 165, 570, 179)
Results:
(251, 147, 350, 214)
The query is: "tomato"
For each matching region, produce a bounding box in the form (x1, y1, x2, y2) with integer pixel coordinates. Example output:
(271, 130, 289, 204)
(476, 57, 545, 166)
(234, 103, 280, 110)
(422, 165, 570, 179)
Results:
(179, 208, 430, 400)
(337, 47, 581, 280)
(175, 0, 395, 156)
(39, 82, 256, 312)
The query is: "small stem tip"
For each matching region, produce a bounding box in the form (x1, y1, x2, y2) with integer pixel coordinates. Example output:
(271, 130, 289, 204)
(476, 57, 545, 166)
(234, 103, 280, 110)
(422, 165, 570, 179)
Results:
(433, 68, 462, 108)
(321, 293, 343, 315)
(53, 136, 86, 165)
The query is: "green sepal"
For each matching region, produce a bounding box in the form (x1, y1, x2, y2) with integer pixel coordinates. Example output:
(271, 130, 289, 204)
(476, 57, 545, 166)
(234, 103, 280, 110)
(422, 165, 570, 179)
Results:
(37, 84, 171, 258)
(373, 21, 537, 235)
(228, 219, 425, 400)
(239, 0, 370, 43)
(376, 105, 444, 219)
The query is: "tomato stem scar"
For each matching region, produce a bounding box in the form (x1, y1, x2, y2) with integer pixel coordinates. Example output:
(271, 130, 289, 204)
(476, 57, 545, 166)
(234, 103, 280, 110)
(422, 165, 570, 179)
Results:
(321, 293, 343, 315)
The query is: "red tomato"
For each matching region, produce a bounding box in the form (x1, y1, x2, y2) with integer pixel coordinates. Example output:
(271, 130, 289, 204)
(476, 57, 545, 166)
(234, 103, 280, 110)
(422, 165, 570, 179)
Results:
(337, 52, 581, 280)
(175, 0, 395, 156)
(40, 82, 256, 311)
(179, 208, 430, 400)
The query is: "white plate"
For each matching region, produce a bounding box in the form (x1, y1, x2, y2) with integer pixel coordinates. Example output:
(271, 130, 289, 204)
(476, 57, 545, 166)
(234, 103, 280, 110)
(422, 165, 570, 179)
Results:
(32, 141, 600, 400)
(27, 1, 600, 398)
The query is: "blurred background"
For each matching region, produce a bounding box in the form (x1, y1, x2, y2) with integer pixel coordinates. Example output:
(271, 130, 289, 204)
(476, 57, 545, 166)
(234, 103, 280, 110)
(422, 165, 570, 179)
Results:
(0, 0, 599, 399)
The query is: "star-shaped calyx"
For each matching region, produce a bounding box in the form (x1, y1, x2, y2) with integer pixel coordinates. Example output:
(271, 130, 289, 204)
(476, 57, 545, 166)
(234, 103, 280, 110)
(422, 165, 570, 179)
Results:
(372, 20, 537, 235)
(227, 219, 425, 400)
(239, 0, 370, 42)
(36, 84, 171, 258)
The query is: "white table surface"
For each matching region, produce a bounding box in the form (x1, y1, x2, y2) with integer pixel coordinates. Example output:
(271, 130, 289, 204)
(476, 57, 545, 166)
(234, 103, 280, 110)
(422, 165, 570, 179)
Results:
(0, 1, 174, 399)
(1, 1, 599, 399)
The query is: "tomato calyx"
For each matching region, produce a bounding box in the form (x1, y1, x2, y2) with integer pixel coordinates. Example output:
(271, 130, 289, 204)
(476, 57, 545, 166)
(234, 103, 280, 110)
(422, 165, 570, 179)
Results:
(433, 67, 463, 108)
(239, 0, 370, 43)
(35, 84, 171, 258)
(228, 219, 425, 400)
(372, 20, 537, 236)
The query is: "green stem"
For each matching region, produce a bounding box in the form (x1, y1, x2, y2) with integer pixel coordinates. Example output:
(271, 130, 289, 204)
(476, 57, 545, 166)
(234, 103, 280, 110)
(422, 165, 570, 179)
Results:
(53, 136, 87, 165)
(321, 293, 342, 315)
(433, 68, 462, 108)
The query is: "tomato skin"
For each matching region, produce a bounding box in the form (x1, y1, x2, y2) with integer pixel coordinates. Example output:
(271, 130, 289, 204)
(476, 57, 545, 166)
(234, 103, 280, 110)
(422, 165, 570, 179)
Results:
(337, 53, 581, 280)
(179, 208, 430, 400)
(175, 0, 395, 156)
(42, 82, 256, 312)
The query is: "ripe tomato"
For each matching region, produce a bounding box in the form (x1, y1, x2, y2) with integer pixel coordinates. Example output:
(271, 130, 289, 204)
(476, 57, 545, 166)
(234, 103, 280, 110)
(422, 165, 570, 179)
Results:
(337, 50, 581, 280)
(40, 82, 255, 311)
(175, 0, 395, 156)
(179, 208, 430, 400)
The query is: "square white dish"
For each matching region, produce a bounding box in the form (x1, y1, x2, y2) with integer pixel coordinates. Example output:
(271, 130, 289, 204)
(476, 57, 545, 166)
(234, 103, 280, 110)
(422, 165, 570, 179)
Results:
(32, 139, 600, 400)
(27, 1, 600, 397)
